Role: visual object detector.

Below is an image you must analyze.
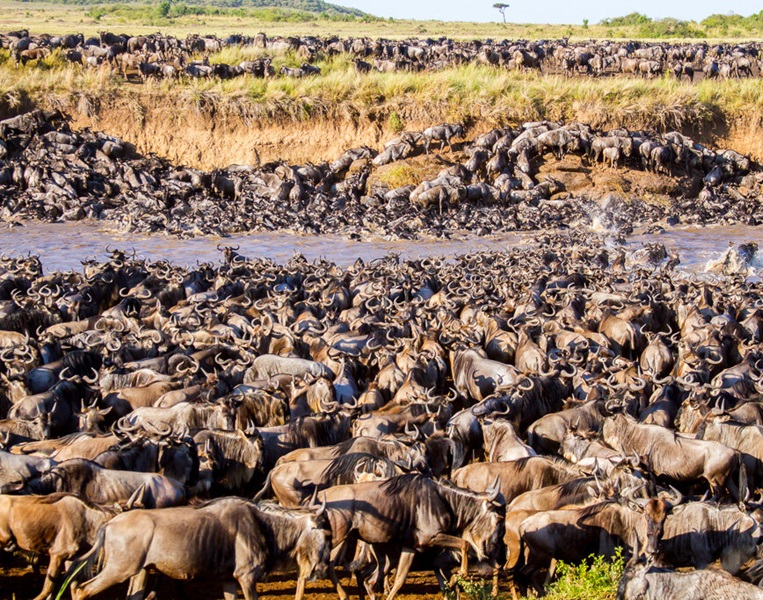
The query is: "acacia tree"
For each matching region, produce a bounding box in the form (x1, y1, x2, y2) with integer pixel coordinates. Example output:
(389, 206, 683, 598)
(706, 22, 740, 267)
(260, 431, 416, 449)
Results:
(493, 3, 509, 23)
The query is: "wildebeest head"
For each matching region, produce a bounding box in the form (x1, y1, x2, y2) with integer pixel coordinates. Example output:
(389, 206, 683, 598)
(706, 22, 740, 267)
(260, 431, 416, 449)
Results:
(294, 497, 333, 581)
(157, 435, 199, 487)
(77, 402, 113, 433)
(439, 477, 505, 563)
(622, 485, 682, 558)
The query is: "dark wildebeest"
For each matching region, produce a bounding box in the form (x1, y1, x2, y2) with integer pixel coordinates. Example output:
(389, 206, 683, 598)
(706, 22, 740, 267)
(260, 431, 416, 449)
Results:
(255, 452, 397, 507)
(423, 123, 465, 154)
(517, 492, 678, 592)
(657, 501, 761, 574)
(0, 450, 55, 490)
(322, 474, 504, 600)
(0, 493, 113, 600)
(193, 428, 265, 494)
(24, 458, 186, 508)
(617, 563, 763, 599)
(68, 498, 333, 600)
(258, 413, 353, 470)
(602, 413, 740, 497)
(93, 433, 199, 487)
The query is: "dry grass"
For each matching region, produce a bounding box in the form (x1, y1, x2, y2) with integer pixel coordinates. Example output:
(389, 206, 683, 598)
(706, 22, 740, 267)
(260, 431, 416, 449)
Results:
(3, 51, 762, 136)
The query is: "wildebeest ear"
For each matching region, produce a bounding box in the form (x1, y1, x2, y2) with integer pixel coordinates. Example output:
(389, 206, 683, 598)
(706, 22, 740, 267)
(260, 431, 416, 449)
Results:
(261, 313, 273, 337)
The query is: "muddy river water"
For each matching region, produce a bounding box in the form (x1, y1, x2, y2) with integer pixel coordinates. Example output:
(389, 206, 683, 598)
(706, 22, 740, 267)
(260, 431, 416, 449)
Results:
(0, 222, 760, 275)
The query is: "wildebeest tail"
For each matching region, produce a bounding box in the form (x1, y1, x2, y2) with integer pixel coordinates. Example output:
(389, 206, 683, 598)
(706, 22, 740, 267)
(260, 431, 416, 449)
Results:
(63, 525, 106, 586)
(739, 457, 749, 504)
(252, 469, 273, 502)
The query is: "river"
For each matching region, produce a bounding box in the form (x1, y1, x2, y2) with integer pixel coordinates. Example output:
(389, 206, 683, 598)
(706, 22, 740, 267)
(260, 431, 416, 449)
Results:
(0, 221, 760, 275)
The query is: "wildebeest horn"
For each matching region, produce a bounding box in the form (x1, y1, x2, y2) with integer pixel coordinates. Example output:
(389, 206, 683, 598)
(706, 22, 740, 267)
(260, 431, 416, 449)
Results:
(117, 417, 142, 433)
(705, 351, 723, 365)
(83, 368, 99, 385)
(667, 485, 684, 508)
(518, 378, 535, 391)
(404, 422, 420, 440)
(631, 451, 641, 468)
(629, 377, 646, 392)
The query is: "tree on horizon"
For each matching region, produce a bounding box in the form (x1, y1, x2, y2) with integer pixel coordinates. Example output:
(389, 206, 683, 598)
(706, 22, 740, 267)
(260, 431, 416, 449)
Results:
(493, 3, 509, 23)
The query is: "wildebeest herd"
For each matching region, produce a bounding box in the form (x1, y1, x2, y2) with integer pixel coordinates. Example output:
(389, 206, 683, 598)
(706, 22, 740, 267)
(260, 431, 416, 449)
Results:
(2, 29, 763, 81)
(1, 110, 761, 239)
(0, 231, 761, 600)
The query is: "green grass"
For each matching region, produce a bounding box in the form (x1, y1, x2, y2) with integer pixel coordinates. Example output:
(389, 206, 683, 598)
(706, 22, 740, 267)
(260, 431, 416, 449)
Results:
(455, 550, 625, 600)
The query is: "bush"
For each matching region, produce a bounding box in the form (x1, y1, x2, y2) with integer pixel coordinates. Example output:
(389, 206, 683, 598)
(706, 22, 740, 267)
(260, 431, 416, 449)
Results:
(452, 550, 624, 600)
(600, 12, 651, 27)
(456, 577, 499, 600)
(157, 0, 171, 17)
(543, 549, 625, 600)
(387, 111, 404, 133)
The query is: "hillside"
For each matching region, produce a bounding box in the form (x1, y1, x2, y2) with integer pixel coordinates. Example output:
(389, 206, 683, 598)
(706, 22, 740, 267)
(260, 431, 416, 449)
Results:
(17, 0, 369, 17)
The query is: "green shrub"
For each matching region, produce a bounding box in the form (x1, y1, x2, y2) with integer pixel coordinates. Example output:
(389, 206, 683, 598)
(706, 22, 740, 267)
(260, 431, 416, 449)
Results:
(543, 549, 625, 600)
(456, 577, 501, 600)
(387, 111, 404, 133)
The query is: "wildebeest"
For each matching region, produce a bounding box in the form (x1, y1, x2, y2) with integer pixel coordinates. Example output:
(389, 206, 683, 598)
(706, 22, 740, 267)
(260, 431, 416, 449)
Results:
(423, 123, 465, 154)
(321, 474, 504, 600)
(68, 498, 332, 600)
(255, 452, 397, 507)
(602, 413, 740, 497)
(23, 458, 186, 508)
(0, 493, 113, 600)
(617, 563, 763, 599)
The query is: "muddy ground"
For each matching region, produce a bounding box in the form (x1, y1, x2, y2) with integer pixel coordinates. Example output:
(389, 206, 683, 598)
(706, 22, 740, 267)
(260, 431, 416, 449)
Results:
(0, 560, 448, 600)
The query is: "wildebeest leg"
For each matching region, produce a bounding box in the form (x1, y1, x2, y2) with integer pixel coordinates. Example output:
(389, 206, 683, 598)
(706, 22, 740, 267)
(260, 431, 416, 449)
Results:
(295, 575, 308, 600)
(509, 580, 519, 600)
(459, 539, 469, 576)
(383, 549, 415, 600)
(222, 581, 239, 600)
(126, 569, 148, 600)
(33, 552, 65, 600)
(327, 565, 349, 600)
(73, 563, 137, 600)
(546, 557, 558, 586)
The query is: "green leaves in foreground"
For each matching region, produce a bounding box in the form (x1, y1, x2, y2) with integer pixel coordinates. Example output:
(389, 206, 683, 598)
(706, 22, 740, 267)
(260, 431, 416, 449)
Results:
(544, 549, 625, 600)
(54, 560, 88, 600)
(455, 549, 625, 600)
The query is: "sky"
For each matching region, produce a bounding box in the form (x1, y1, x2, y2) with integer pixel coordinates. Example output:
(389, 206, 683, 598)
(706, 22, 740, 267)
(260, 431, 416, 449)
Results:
(341, 1, 762, 25)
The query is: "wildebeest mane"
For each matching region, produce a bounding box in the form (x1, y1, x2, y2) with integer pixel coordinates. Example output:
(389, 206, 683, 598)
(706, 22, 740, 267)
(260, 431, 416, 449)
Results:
(0, 309, 57, 335)
(381, 473, 431, 495)
(199, 429, 263, 470)
(576, 499, 618, 523)
(288, 413, 351, 447)
(322, 452, 393, 485)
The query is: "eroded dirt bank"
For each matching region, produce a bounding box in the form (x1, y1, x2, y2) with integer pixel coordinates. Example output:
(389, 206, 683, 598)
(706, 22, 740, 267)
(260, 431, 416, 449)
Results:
(70, 102, 763, 170)
(0, 92, 755, 169)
